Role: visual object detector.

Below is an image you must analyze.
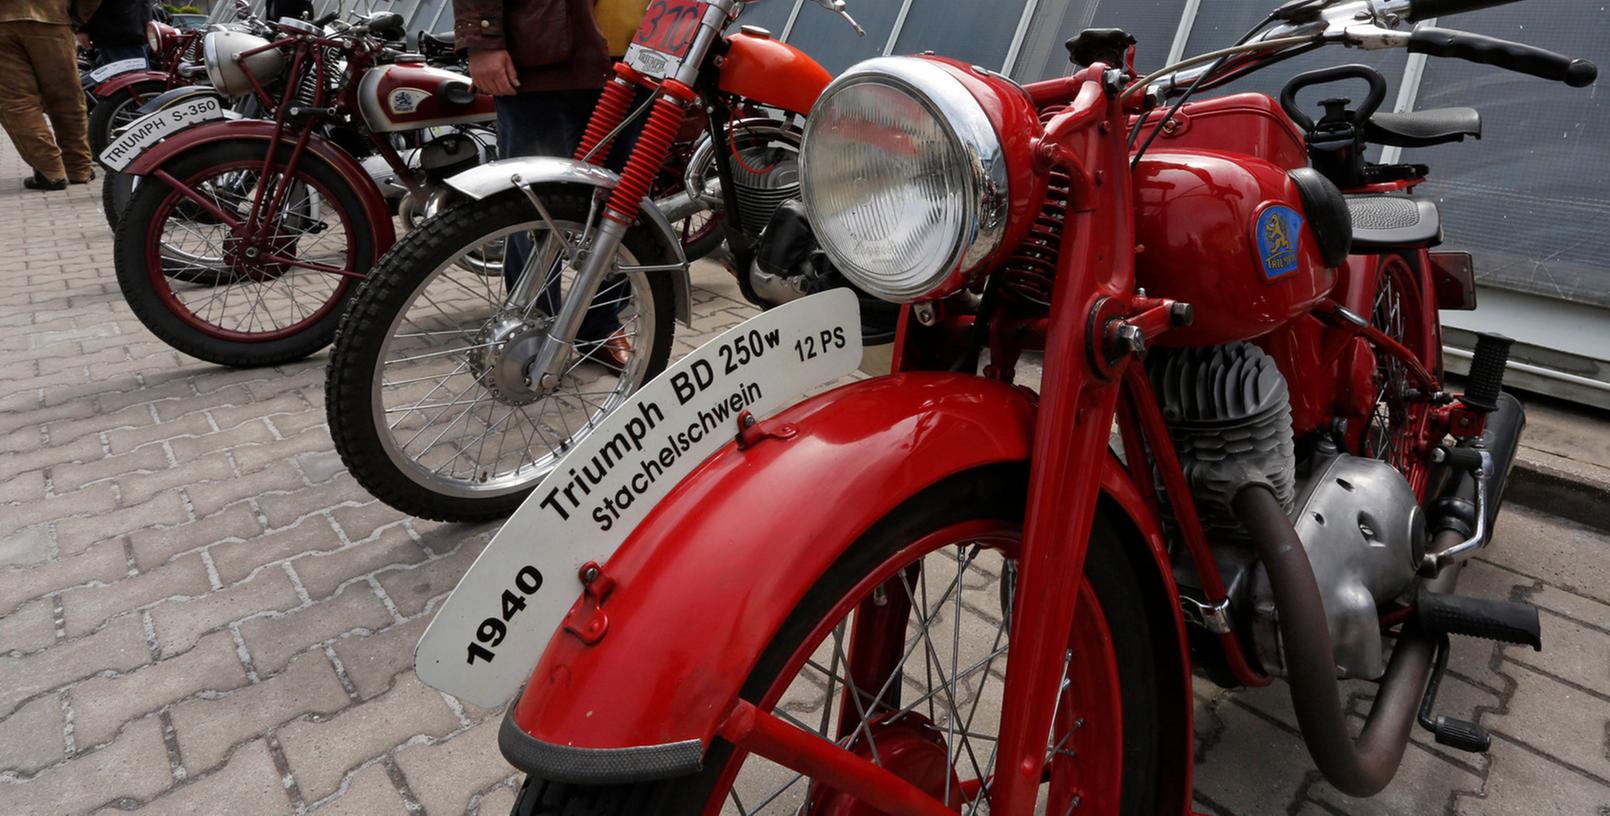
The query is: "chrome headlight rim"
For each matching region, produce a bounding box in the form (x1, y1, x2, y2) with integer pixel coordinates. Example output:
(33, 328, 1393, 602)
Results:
(800, 56, 1010, 304)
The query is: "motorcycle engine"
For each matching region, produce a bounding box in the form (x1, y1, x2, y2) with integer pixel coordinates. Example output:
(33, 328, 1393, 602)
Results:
(729, 144, 800, 236)
(1153, 342, 1424, 682)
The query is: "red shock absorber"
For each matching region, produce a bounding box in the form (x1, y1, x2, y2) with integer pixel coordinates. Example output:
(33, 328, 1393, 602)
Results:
(602, 82, 692, 225)
(573, 71, 638, 164)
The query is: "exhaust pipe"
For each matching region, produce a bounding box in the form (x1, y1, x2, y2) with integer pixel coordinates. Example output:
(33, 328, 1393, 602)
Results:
(654, 180, 721, 224)
(1233, 393, 1526, 797)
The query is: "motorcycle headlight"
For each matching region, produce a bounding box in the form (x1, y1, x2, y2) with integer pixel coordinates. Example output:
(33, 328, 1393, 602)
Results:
(146, 21, 167, 53)
(203, 29, 284, 97)
(800, 57, 1009, 303)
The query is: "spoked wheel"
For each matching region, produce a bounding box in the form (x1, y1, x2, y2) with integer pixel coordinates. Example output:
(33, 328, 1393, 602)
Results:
(88, 81, 164, 160)
(326, 187, 675, 522)
(511, 470, 1162, 815)
(102, 167, 136, 231)
(114, 141, 371, 367)
(1361, 254, 1432, 492)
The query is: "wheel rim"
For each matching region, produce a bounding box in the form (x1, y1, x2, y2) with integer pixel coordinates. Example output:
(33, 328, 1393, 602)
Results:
(143, 158, 355, 342)
(368, 219, 656, 499)
(1363, 256, 1430, 494)
(706, 520, 1125, 815)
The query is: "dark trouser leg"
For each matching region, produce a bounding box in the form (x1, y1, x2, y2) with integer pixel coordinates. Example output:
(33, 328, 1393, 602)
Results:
(95, 45, 149, 66)
(0, 22, 67, 181)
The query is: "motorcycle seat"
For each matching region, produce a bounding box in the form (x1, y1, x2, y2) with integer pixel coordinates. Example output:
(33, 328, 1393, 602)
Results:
(1364, 107, 1481, 148)
(420, 30, 455, 49)
(1347, 195, 1443, 252)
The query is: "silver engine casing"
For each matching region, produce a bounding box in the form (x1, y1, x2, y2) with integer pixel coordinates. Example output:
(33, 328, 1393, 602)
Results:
(1252, 453, 1426, 680)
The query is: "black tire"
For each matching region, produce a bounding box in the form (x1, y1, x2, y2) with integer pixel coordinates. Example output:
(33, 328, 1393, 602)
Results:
(510, 467, 1163, 815)
(88, 82, 165, 163)
(113, 140, 372, 367)
(679, 212, 725, 261)
(326, 187, 676, 522)
(101, 168, 135, 231)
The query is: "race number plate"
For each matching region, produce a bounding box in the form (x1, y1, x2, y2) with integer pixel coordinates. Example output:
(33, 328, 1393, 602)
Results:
(98, 96, 225, 171)
(88, 58, 149, 83)
(415, 289, 864, 708)
(623, 0, 706, 79)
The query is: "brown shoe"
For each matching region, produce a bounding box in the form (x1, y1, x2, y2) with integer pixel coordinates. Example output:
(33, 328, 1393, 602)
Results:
(23, 173, 66, 191)
(585, 330, 633, 371)
(69, 169, 96, 184)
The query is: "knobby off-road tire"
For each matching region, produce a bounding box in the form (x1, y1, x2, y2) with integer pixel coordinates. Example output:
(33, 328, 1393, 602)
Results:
(113, 140, 372, 367)
(509, 467, 1164, 815)
(326, 187, 676, 522)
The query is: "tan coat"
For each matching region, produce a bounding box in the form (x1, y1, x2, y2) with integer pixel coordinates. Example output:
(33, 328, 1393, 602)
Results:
(0, 0, 103, 27)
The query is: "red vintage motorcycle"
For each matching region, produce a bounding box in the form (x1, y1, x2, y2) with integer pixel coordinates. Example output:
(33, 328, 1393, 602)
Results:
(413, 0, 1596, 812)
(111, 10, 497, 367)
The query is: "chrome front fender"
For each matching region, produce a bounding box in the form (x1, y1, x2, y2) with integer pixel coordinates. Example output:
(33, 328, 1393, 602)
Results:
(444, 157, 693, 326)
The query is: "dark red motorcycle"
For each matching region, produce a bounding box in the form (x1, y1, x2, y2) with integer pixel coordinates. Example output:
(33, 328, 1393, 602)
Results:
(85, 18, 205, 159)
(412, 0, 1596, 812)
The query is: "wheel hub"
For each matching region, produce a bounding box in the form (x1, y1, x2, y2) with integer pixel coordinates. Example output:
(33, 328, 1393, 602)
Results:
(806, 714, 965, 814)
(468, 311, 557, 406)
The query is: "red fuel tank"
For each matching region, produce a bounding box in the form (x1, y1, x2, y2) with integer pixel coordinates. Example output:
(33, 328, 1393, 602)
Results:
(357, 62, 496, 134)
(1134, 149, 1338, 347)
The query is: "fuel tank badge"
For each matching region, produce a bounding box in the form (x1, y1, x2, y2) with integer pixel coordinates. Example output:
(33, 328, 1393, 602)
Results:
(389, 88, 432, 114)
(1255, 205, 1304, 279)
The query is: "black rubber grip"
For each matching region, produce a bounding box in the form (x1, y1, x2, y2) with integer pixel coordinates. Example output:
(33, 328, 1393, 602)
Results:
(1405, 0, 1523, 22)
(313, 11, 340, 27)
(1409, 28, 1598, 88)
(1439, 446, 1485, 472)
(1416, 589, 1542, 650)
(1432, 716, 1492, 753)
(1461, 332, 1513, 413)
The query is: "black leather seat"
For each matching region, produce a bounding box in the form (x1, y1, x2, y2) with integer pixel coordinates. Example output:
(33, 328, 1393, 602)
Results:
(1347, 195, 1443, 251)
(1365, 107, 1482, 148)
(420, 30, 455, 48)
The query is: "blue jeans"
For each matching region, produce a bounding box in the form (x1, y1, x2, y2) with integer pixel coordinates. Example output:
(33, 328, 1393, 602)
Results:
(496, 90, 644, 343)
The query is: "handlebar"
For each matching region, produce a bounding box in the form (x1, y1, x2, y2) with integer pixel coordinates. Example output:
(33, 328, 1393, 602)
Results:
(1404, 0, 1524, 23)
(313, 11, 340, 27)
(1409, 27, 1598, 87)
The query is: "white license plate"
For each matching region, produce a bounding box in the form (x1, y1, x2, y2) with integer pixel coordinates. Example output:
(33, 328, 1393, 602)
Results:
(99, 96, 225, 171)
(414, 289, 864, 708)
(88, 57, 148, 83)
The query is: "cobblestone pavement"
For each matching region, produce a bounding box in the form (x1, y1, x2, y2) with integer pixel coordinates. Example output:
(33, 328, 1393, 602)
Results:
(2, 141, 1608, 815)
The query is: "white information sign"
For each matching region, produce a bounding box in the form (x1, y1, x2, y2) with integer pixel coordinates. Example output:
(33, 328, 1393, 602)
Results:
(88, 58, 149, 83)
(99, 96, 225, 171)
(415, 289, 864, 707)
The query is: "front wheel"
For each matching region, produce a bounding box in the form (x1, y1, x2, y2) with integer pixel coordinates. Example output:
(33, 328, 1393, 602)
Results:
(326, 187, 676, 522)
(511, 468, 1163, 815)
(88, 81, 165, 161)
(113, 140, 373, 367)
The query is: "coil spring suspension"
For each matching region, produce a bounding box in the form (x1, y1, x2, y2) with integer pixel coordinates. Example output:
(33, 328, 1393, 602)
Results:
(292, 47, 340, 109)
(603, 91, 687, 225)
(574, 78, 636, 164)
(999, 169, 1072, 307)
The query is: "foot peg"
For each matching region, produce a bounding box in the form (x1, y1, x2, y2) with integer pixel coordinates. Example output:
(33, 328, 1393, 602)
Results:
(1426, 714, 1491, 753)
(1460, 332, 1513, 414)
(1416, 587, 1541, 650)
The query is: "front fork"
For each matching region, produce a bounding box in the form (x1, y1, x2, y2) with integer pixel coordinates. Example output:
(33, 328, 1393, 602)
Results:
(518, 81, 692, 391)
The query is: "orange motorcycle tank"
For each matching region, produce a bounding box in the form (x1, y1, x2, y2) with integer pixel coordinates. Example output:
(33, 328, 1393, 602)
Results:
(357, 62, 496, 134)
(1134, 149, 1338, 347)
(717, 28, 831, 115)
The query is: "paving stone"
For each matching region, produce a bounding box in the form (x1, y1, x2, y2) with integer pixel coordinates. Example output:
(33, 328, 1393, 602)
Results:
(107, 738, 292, 815)
(307, 760, 408, 815)
(0, 430, 101, 480)
(0, 694, 64, 774)
(238, 582, 395, 676)
(0, 482, 118, 542)
(211, 516, 340, 587)
(1505, 606, 1610, 704)
(0, 524, 52, 568)
(1453, 735, 1610, 815)
(71, 630, 248, 748)
(0, 714, 168, 815)
(152, 383, 256, 423)
(293, 526, 427, 601)
(1311, 737, 1483, 815)
(150, 565, 301, 656)
(475, 782, 520, 816)
(0, 469, 45, 505)
(279, 673, 461, 801)
(0, 597, 57, 656)
(0, 614, 150, 719)
(61, 553, 212, 637)
(393, 716, 509, 816)
(186, 458, 305, 519)
(127, 503, 263, 571)
(1481, 506, 1610, 607)
(103, 412, 214, 456)
(0, 535, 125, 618)
(1191, 692, 1309, 815)
(167, 418, 278, 464)
(375, 536, 493, 619)
(257, 479, 366, 531)
(331, 617, 431, 701)
(115, 452, 235, 507)
(49, 443, 167, 493)
(329, 500, 412, 545)
(207, 392, 310, 431)
(170, 650, 350, 772)
(1484, 662, 1610, 781)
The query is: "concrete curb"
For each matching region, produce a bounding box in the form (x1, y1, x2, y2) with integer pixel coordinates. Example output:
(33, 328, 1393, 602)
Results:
(1506, 450, 1610, 534)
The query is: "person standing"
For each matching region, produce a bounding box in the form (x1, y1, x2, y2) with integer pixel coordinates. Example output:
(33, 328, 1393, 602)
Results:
(454, 0, 650, 367)
(79, 0, 148, 66)
(0, 0, 101, 191)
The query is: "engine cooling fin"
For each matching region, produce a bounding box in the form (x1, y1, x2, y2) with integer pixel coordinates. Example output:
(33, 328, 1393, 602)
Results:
(1150, 343, 1297, 543)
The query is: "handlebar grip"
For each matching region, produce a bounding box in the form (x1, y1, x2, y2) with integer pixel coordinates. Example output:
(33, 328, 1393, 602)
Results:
(1409, 27, 1598, 87)
(313, 11, 340, 27)
(1404, 0, 1524, 22)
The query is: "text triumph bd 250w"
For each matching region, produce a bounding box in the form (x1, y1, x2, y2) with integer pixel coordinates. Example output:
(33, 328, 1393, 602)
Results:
(413, 0, 1596, 812)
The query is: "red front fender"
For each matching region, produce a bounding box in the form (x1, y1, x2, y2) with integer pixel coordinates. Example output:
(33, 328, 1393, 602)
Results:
(505, 372, 1192, 794)
(123, 119, 396, 251)
(92, 70, 169, 98)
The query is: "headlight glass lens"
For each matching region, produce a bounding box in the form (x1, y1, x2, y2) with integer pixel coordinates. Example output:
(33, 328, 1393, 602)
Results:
(801, 58, 1008, 304)
(146, 22, 164, 53)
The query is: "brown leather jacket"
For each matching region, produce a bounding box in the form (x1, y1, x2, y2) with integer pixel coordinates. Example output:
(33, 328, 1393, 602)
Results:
(0, 0, 102, 27)
(453, 0, 612, 92)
